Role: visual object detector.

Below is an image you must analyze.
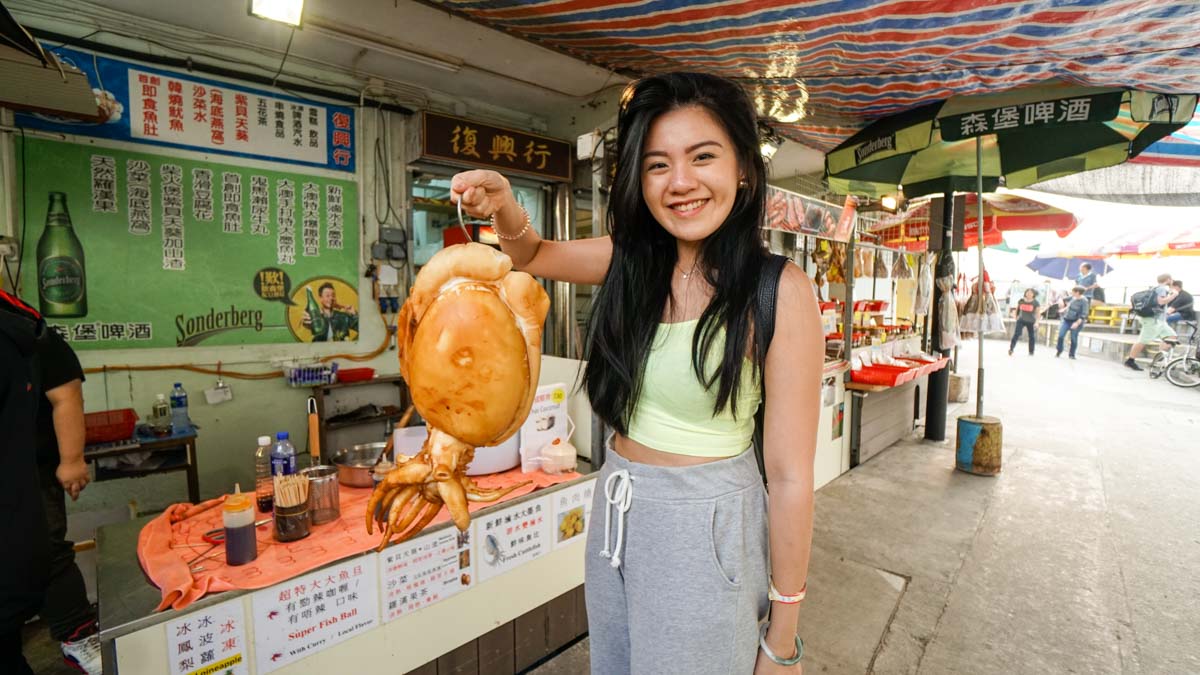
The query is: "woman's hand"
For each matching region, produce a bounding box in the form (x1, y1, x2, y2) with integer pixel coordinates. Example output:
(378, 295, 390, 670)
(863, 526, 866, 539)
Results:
(449, 170, 515, 220)
(754, 649, 803, 674)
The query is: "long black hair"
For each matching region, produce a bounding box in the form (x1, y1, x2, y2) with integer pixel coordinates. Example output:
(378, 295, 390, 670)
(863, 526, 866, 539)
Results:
(583, 72, 770, 435)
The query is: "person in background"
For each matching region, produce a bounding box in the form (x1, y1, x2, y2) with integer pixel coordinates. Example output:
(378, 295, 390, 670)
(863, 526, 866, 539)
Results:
(0, 289, 50, 675)
(1056, 286, 1090, 359)
(1125, 274, 1177, 371)
(1075, 262, 1100, 301)
(1005, 279, 1025, 314)
(1009, 287, 1044, 356)
(33, 329, 100, 675)
(1166, 280, 1194, 328)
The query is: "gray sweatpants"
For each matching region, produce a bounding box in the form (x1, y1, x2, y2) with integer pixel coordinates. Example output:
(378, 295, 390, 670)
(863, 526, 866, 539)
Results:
(585, 444, 770, 674)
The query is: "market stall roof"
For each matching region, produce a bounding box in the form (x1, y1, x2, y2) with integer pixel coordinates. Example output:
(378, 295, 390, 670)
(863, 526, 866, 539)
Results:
(424, 0, 1200, 152)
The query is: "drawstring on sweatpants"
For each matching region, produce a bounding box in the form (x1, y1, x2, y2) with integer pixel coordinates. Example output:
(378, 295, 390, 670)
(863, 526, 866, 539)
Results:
(599, 469, 633, 569)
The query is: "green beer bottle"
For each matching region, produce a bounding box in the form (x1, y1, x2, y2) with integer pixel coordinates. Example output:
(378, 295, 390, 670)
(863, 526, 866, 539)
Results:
(305, 287, 328, 338)
(37, 192, 88, 317)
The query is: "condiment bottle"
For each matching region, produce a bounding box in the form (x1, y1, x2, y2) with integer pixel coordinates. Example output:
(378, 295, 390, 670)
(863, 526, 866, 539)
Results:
(223, 484, 257, 566)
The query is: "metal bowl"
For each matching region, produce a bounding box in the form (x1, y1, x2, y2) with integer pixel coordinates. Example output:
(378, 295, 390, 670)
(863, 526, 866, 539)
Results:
(331, 442, 387, 487)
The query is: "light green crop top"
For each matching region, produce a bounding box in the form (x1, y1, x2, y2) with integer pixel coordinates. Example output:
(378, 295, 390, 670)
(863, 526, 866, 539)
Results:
(626, 319, 762, 457)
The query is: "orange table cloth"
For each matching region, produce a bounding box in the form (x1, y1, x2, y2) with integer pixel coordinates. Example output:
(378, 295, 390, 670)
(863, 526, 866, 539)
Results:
(138, 468, 578, 612)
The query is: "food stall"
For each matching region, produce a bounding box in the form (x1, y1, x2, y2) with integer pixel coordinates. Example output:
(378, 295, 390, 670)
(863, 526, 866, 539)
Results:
(96, 356, 599, 675)
(766, 186, 944, 473)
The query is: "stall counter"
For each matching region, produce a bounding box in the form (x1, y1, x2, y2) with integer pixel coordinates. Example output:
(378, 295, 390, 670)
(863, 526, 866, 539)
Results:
(814, 360, 852, 490)
(98, 473, 596, 675)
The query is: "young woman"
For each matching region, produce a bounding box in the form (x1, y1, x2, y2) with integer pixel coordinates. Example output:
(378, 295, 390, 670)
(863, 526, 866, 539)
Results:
(1009, 287, 1043, 356)
(451, 72, 822, 674)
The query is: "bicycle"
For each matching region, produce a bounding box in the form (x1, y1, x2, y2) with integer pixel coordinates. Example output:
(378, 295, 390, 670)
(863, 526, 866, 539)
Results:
(1157, 321, 1199, 388)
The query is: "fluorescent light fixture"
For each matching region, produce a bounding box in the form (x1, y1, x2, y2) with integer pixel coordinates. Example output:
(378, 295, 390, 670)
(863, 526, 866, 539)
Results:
(880, 195, 899, 211)
(250, 0, 304, 27)
(760, 139, 781, 159)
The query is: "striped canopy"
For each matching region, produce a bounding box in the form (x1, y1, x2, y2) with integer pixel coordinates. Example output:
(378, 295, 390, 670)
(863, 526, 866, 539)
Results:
(427, 1, 1200, 152)
(869, 192, 1076, 252)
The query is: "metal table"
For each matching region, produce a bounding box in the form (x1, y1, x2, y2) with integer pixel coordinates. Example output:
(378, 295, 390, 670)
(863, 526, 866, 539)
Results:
(85, 426, 200, 504)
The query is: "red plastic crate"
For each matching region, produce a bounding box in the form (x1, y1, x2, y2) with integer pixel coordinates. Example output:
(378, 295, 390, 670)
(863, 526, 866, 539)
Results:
(85, 408, 138, 444)
(337, 367, 376, 383)
(851, 364, 917, 387)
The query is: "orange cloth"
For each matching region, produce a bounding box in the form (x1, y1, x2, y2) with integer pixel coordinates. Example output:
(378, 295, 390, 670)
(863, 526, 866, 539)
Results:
(138, 468, 578, 612)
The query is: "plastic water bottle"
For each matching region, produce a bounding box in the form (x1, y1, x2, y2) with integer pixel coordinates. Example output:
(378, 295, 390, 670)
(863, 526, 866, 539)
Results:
(270, 432, 297, 476)
(254, 435, 274, 513)
(169, 382, 190, 433)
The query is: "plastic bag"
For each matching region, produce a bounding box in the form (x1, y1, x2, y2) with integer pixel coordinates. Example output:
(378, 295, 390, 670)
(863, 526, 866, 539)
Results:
(874, 250, 891, 278)
(914, 255, 934, 316)
(891, 253, 913, 279)
(937, 274, 960, 349)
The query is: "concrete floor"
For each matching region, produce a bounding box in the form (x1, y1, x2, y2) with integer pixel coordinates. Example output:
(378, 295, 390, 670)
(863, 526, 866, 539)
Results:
(531, 340, 1200, 675)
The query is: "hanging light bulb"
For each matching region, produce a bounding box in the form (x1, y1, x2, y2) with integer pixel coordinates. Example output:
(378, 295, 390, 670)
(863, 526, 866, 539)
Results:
(249, 0, 304, 27)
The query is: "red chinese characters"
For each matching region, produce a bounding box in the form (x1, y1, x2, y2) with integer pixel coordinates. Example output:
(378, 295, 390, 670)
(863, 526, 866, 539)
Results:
(332, 112, 352, 165)
(138, 73, 161, 136)
(235, 93, 250, 143)
(192, 85, 208, 124)
(167, 80, 184, 133)
(210, 88, 225, 145)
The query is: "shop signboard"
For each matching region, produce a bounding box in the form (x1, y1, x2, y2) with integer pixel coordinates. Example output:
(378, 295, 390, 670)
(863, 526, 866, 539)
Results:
(379, 526, 475, 623)
(421, 112, 571, 182)
(474, 494, 553, 583)
(164, 598, 249, 675)
(552, 478, 596, 550)
(251, 555, 379, 674)
(764, 186, 855, 243)
(17, 46, 356, 172)
(18, 137, 360, 349)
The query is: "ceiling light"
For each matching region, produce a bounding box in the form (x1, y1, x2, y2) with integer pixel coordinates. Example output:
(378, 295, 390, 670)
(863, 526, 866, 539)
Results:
(249, 0, 304, 27)
(760, 139, 782, 160)
(880, 195, 899, 211)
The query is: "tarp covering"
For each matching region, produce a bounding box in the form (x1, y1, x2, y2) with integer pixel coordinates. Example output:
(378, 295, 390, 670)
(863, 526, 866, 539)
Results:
(428, 1, 1200, 152)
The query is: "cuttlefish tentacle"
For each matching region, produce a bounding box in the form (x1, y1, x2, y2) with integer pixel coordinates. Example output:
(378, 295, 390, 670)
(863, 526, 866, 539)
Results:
(460, 475, 532, 502)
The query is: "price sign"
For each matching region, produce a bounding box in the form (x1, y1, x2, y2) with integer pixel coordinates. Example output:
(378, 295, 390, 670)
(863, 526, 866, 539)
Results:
(165, 598, 248, 675)
(552, 478, 596, 550)
(474, 494, 553, 583)
(380, 526, 474, 622)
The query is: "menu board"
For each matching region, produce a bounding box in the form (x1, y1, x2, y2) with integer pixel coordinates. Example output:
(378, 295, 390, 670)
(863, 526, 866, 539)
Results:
(379, 526, 474, 622)
(552, 478, 596, 550)
(250, 556, 379, 673)
(474, 494, 553, 583)
(165, 598, 248, 675)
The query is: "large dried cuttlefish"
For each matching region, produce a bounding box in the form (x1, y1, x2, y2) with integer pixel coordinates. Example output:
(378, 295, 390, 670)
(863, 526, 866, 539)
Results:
(368, 243, 549, 549)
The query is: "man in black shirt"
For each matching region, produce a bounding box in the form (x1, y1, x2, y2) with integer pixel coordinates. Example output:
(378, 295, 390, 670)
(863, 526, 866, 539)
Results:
(33, 329, 100, 674)
(1166, 280, 1195, 327)
(0, 289, 49, 675)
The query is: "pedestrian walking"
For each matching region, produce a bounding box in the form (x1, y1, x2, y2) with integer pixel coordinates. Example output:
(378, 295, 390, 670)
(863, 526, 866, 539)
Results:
(1125, 274, 1177, 371)
(1056, 286, 1090, 359)
(451, 72, 821, 674)
(1009, 287, 1044, 355)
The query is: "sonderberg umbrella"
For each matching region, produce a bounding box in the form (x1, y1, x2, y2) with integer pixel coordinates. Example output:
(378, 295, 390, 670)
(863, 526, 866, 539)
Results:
(826, 81, 1197, 421)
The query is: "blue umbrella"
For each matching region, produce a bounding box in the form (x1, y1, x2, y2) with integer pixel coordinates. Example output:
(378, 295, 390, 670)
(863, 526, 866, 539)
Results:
(1026, 256, 1113, 280)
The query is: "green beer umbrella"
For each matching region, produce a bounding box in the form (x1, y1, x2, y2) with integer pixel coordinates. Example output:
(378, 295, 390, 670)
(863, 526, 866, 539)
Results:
(826, 80, 1196, 424)
(825, 81, 1196, 200)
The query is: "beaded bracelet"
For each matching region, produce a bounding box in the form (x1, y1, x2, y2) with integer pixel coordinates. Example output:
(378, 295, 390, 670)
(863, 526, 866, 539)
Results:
(491, 204, 532, 241)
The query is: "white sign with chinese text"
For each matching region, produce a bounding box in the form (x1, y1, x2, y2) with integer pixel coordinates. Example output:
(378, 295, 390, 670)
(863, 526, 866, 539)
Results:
(379, 526, 474, 622)
(520, 382, 570, 457)
(475, 494, 553, 583)
(552, 478, 596, 550)
(251, 555, 379, 674)
(127, 69, 347, 166)
(164, 597, 248, 675)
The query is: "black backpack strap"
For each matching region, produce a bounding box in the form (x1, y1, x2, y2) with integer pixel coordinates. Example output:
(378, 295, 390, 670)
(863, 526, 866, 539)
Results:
(753, 254, 790, 485)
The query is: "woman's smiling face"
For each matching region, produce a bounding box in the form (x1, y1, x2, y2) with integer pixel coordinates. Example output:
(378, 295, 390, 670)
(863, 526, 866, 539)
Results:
(640, 105, 742, 245)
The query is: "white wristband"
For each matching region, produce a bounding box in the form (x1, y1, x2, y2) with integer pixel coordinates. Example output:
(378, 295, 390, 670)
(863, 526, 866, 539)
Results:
(769, 580, 806, 604)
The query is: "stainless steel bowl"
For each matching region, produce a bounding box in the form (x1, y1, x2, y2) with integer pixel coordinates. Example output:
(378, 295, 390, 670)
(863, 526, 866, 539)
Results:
(331, 442, 387, 487)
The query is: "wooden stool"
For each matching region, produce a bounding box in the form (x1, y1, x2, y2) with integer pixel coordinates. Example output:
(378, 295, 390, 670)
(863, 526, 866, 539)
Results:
(955, 415, 1002, 476)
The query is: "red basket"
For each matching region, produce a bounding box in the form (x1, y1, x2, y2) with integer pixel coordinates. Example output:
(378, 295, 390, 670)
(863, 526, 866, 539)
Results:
(85, 408, 138, 444)
(337, 367, 376, 383)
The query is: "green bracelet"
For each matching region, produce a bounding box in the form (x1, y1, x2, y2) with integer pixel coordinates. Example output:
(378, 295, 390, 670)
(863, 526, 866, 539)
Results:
(758, 622, 804, 666)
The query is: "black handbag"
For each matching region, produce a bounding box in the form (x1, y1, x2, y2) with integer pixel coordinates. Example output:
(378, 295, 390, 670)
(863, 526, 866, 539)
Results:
(752, 254, 791, 486)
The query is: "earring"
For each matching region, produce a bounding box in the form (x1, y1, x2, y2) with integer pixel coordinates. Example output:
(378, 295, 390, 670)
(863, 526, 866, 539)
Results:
(738, 178, 748, 188)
